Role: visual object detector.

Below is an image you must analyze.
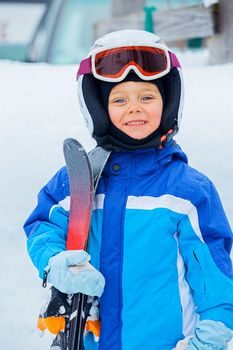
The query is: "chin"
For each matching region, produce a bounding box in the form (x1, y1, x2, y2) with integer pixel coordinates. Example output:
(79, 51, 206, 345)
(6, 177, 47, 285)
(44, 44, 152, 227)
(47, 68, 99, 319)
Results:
(126, 133, 150, 140)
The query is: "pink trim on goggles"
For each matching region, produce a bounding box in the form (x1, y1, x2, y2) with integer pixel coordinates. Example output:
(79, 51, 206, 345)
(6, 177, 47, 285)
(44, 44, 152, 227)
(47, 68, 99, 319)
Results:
(76, 51, 181, 80)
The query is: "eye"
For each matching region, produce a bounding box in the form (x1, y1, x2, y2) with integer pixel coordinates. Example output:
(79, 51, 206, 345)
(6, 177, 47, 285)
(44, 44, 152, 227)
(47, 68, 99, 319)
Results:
(113, 97, 126, 104)
(141, 95, 155, 101)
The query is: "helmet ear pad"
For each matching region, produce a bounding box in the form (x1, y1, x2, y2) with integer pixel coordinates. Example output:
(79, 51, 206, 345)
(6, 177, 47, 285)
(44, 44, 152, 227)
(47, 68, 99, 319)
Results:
(82, 74, 110, 140)
(160, 68, 182, 134)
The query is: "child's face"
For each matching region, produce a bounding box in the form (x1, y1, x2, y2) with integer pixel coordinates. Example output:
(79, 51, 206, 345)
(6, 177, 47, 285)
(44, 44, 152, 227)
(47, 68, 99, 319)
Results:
(108, 81, 163, 140)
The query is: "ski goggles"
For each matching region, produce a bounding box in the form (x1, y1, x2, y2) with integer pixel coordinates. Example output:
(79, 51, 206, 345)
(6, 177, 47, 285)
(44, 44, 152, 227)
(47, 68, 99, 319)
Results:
(77, 44, 180, 82)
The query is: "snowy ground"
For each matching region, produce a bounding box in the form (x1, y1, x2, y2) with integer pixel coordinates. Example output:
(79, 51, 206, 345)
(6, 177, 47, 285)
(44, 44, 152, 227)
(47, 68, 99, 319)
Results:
(0, 51, 232, 349)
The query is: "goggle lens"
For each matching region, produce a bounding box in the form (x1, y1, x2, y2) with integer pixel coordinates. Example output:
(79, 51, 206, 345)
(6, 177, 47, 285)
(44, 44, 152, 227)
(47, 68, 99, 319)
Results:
(94, 46, 168, 78)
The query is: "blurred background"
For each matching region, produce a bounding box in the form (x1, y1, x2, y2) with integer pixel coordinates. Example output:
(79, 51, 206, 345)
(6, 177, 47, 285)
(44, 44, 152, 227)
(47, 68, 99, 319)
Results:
(0, 0, 233, 349)
(1, 0, 232, 65)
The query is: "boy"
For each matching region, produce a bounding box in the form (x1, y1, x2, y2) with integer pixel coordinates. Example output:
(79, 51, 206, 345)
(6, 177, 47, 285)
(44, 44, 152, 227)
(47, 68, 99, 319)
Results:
(24, 30, 233, 349)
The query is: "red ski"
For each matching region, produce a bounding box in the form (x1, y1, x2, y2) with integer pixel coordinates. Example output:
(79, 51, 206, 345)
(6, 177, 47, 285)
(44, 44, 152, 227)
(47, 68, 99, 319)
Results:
(39, 138, 110, 350)
(63, 138, 110, 350)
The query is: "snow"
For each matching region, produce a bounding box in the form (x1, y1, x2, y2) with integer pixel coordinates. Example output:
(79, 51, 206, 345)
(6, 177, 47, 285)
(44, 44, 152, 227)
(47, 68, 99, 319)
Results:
(0, 52, 232, 348)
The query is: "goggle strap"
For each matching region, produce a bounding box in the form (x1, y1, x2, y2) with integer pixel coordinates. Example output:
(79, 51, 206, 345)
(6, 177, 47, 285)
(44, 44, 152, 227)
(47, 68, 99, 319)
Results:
(169, 51, 181, 68)
(76, 51, 181, 79)
(76, 57, 92, 79)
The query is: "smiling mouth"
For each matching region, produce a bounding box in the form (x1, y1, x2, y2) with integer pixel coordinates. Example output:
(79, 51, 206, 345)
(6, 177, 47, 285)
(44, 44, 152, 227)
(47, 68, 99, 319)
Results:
(125, 120, 148, 126)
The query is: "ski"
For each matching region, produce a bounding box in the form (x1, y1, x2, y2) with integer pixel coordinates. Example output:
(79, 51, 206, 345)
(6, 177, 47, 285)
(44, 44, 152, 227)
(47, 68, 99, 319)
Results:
(63, 138, 94, 350)
(63, 138, 110, 350)
(39, 139, 110, 350)
(64, 138, 94, 251)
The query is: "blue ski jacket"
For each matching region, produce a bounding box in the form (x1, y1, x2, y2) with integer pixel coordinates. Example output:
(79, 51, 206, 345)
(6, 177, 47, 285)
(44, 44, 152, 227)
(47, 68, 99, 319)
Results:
(24, 141, 233, 350)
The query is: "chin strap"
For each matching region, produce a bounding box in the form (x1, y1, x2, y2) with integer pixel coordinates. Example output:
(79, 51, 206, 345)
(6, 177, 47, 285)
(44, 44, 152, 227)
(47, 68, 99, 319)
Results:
(159, 128, 177, 149)
(97, 126, 178, 152)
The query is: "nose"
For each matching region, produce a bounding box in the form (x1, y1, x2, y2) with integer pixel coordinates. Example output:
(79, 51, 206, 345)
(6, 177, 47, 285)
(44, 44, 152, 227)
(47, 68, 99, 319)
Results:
(128, 101, 142, 113)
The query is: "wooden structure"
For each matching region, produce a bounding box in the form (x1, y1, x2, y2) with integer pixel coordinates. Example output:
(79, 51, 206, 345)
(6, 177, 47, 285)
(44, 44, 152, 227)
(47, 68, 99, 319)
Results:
(111, 0, 145, 16)
(94, 0, 233, 64)
(207, 0, 233, 64)
(94, 5, 215, 43)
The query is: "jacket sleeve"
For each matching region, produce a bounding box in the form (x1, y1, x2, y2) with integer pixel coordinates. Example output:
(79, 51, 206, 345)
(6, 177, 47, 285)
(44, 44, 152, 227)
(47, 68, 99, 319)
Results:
(177, 178, 233, 330)
(23, 167, 70, 279)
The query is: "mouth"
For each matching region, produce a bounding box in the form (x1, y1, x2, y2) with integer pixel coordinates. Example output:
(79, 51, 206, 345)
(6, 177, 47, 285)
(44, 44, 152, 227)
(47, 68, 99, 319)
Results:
(124, 120, 148, 126)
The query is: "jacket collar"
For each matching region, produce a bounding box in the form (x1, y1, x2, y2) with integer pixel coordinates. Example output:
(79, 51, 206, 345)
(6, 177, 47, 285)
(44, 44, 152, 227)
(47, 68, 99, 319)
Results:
(103, 140, 188, 178)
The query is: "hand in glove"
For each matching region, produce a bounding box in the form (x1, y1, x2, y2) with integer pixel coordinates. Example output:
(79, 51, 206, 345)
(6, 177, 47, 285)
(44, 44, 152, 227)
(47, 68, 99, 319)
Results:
(174, 320, 232, 350)
(46, 250, 105, 296)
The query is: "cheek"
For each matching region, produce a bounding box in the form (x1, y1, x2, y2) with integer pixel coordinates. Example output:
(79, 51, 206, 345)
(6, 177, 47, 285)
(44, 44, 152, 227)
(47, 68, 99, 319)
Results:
(108, 106, 121, 126)
(149, 104, 163, 124)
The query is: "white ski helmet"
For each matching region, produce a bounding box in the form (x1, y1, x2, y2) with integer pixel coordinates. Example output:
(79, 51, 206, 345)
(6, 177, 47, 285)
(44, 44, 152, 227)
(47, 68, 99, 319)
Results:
(77, 29, 184, 149)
